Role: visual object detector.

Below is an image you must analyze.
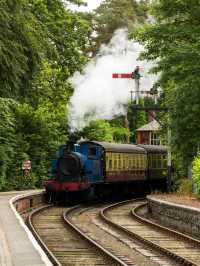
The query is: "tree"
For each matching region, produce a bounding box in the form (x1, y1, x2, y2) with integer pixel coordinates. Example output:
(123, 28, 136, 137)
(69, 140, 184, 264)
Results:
(0, 0, 91, 190)
(135, 0, 200, 165)
(0, 98, 17, 189)
(86, 0, 149, 56)
(29, 0, 91, 75)
(82, 120, 113, 141)
(0, 0, 47, 98)
(0, 0, 91, 100)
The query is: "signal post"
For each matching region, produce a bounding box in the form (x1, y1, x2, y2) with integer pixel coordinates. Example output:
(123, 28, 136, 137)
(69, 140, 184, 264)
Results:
(112, 67, 171, 191)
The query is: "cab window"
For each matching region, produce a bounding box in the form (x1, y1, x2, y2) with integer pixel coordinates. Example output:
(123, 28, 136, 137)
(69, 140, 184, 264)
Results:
(88, 147, 97, 157)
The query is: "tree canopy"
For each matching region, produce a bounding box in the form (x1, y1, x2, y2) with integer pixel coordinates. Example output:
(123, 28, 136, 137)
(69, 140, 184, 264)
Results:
(86, 0, 149, 55)
(135, 0, 200, 164)
(4, 0, 198, 191)
(0, 0, 46, 98)
(0, 0, 91, 190)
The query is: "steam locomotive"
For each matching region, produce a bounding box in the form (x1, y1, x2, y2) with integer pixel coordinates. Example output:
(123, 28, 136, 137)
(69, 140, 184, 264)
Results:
(44, 141, 168, 203)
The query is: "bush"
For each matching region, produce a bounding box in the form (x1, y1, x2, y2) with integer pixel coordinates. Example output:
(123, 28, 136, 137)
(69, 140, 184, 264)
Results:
(192, 152, 200, 195)
(176, 178, 193, 194)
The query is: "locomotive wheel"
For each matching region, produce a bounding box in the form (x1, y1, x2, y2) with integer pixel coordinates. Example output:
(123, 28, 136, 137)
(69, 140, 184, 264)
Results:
(59, 191, 69, 205)
(81, 188, 94, 201)
(45, 191, 51, 203)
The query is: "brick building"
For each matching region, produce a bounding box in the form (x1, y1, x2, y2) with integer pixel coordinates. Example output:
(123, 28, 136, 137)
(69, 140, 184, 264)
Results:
(136, 119, 161, 145)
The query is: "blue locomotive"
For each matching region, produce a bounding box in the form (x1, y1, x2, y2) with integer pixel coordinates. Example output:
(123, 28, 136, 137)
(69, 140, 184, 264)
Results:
(44, 141, 168, 202)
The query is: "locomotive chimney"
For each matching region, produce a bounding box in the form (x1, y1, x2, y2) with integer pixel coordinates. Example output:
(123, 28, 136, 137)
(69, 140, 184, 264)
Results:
(66, 133, 79, 152)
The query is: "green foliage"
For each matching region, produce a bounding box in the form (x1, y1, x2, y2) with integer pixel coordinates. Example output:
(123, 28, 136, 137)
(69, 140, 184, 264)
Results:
(0, 0, 48, 98)
(0, 0, 91, 100)
(134, 0, 200, 165)
(82, 119, 130, 143)
(0, 98, 16, 189)
(0, 0, 91, 190)
(0, 98, 68, 190)
(29, 0, 91, 76)
(192, 153, 200, 195)
(87, 0, 148, 55)
(82, 120, 113, 142)
(127, 98, 148, 142)
(112, 126, 130, 143)
(176, 178, 193, 194)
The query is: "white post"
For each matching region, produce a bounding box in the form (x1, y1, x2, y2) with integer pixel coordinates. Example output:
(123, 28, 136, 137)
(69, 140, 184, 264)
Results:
(135, 78, 140, 105)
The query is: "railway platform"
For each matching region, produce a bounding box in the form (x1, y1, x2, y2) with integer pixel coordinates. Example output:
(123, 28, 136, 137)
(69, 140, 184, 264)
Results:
(0, 191, 51, 266)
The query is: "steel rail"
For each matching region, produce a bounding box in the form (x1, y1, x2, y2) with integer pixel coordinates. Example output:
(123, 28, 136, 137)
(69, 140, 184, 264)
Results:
(27, 205, 62, 266)
(132, 202, 200, 265)
(28, 203, 127, 266)
(63, 205, 128, 266)
(133, 202, 200, 246)
(100, 198, 199, 266)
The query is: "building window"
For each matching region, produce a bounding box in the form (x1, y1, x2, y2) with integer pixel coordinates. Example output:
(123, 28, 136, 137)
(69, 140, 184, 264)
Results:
(150, 132, 161, 145)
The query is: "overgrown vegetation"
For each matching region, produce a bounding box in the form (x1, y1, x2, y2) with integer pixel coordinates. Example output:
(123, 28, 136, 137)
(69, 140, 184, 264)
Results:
(0, 0, 90, 190)
(2, 0, 199, 192)
(86, 0, 149, 56)
(0, 0, 148, 190)
(192, 153, 200, 195)
(134, 0, 200, 192)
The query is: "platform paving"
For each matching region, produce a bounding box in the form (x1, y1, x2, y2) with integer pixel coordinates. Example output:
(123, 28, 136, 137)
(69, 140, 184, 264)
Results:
(0, 191, 50, 266)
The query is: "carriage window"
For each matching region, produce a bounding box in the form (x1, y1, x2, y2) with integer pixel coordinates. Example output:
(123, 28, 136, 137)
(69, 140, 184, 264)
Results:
(123, 158, 126, 170)
(115, 154, 118, 170)
(138, 155, 140, 169)
(136, 156, 138, 169)
(132, 156, 135, 169)
(131, 156, 133, 169)
(139, 155, 141, 169)
(125, 155, 128, 169)
(114, 156, 117, 169)
(109, 159, 112, 170)
(88, 147, 97, 156)
(144, 156, 147, 168)
(128, 156, 132, 169)
(140, 157, 142, 169)
(118, 156, 121, 170)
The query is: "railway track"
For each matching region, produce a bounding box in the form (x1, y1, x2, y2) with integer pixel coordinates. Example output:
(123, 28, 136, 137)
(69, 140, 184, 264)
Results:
(26, 197, 200, 266)
(69, 202, 174, 266)
(101, 199, 200, 266)
(27, 204, 126, 266)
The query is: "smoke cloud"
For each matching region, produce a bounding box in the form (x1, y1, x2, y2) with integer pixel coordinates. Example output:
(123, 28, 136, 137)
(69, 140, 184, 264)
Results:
(68, 28, 157, 131)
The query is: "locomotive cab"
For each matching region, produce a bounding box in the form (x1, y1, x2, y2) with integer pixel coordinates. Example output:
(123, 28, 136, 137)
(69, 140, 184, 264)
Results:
(78, 142, 103, 183)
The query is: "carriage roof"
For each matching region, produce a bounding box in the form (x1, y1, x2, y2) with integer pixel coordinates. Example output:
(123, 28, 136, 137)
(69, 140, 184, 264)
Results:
(79, 141, 146, 154)
(138, 144, 167, 154)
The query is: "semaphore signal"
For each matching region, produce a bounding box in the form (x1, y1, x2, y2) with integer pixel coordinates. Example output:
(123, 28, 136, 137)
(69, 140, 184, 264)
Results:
(112, 66, 141, 104)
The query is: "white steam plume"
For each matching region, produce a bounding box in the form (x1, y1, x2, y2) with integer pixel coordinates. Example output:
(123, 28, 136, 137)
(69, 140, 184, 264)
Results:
(68, 28, 157, 131)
